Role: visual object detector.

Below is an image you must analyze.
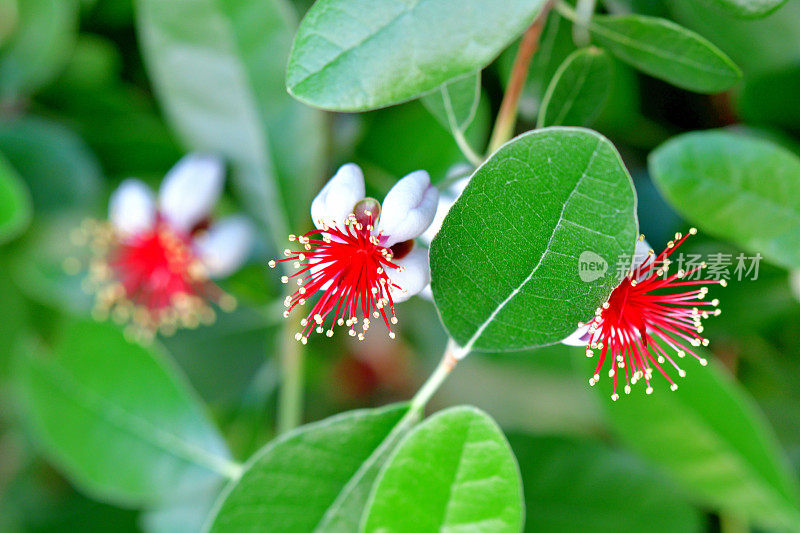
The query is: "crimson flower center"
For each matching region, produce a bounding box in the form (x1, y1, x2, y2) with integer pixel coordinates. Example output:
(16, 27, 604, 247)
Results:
(273, 209, 404, 343)
(110, 223, 200, 311)
(585, 229, 724, 400)
(82, 218, 230, 339)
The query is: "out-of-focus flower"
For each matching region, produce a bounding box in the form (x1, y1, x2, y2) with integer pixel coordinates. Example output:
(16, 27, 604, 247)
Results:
(563, 229, 725, 400)
(272, 163, 438, 343)
(80, 154, 253, 339)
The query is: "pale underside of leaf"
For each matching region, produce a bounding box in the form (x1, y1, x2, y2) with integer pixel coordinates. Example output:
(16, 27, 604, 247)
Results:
(23, 347, 239, 481)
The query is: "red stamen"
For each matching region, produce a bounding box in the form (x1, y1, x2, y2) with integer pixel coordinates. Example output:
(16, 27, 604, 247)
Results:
(272, 208, 403, 343)
(80, 218, 234, 340)
(585, 229, 724, 400)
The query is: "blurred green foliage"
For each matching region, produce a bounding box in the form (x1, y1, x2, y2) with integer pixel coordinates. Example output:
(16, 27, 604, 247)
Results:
(2, 0, 800, 531)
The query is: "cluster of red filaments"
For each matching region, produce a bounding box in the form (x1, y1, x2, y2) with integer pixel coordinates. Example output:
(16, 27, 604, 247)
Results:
(585, 228, 725, 400)
(271, 205, 403, 344)
(76, 219, 234, 340)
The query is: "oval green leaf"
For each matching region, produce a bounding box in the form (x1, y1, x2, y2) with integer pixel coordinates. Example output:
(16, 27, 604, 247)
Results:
(508, 433, 704, 532)
(136, 0, 325, 240)
(669, 0, 800, 76)
(582, 12, 741, 93)
(0, 154, 32, 244)
(207, 403, 415, 533)
(286, 0, 547, 111)
(537, 46, 612, 129)
(704, 0, 788, 18)
(585, 354, 800, 531)
(430, 127, 637, 352)
(649, 130, 800, 269)
(363, 406, 523, 533)
(14, 319, 236, 506)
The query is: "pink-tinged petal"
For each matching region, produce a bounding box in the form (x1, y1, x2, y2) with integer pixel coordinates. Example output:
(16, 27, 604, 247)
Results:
(109, 179, 155, 236)
(159, 154, 224, 232)
(387, 247, 429, 303)
(560, 323, 592, 347)
(420, 177, 469, 244)
(378, 170, 438, 247)
(310, 163, 365, 229)
(194, 216, 254, 278)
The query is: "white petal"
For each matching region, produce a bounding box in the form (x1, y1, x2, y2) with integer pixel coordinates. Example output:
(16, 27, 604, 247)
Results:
(418, 284, 434, 301)
(633, 238, 653, 270)
(561, 323, 592, 347)
(387, 247, 430, 303)
(420, 177, 469, 244)
(378, 170, 438, 247)
(159, 154, 224, 232)
(194, 216, 254, 278)
(310, 163, 365, 229)
(109, 179, 155, 236)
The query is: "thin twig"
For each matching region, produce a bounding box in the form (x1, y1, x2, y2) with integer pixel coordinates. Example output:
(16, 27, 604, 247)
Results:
(487, 0, 555, 155)
(277, 320, 304, 434)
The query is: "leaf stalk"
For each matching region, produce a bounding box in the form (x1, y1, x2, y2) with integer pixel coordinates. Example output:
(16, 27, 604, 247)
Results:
(486, 0, 555, 155)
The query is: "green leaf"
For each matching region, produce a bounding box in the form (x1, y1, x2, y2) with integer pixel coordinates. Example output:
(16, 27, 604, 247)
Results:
(0, 0, 78, 99)
(430, 127, 638, 352)
(649, 130, 800, 269)
(537, 47, 613, 129)
(421, 72, 481, 134)
(668, 0, 800, 76)
(0, 153, 32, 244)
(0, 256, 29, 378)
(207, 403, 415, 533)
(739, 65, 800, 131)
(363, 406, 523, 533)
(702, 0, 788, 18)
(161, 306, 277, 406)
(585, 354, 800, 531)
(11, 212, 95, 315)
(140, 478, 223, 533)
(577, 11, 741, 93)
(508, 433, 704, 533)
(136, 0, 325, 239)
(286, 0, 547, 111)
(37, 35, 183, 177)
(15, 319, 236, 506)
(0, 117, 103, 213)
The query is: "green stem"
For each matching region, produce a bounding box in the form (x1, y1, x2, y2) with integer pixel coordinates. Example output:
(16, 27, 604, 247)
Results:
(453, 127, 483, 167)
(572, 0, 597, 47)
(410, 339, 460, 414)
(555, 1, 577, 21)
(276, 318, 304, 434)
(486, 0, 554, 155)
